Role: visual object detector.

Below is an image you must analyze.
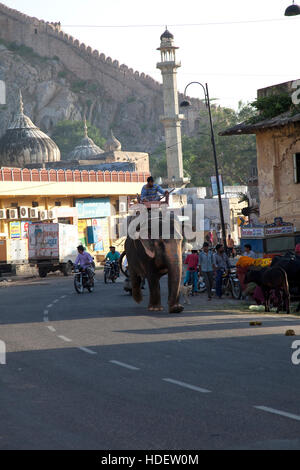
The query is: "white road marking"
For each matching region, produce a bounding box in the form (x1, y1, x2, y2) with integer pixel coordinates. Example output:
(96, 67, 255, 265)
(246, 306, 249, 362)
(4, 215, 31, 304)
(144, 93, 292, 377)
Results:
(53, 299, 59, 304)
(60, 295, 66, 299)
(47, 304, 53, 309)
(43, 317, 49, 323)
(254, 406, 300, 422)
(44, 310, 49, 315)
(163, 378, 212, 394)
(47, 326, 56, 332)
(109, 360, 140, 370)
(79, 347, 97, 355)
(58, 335, 72, 343)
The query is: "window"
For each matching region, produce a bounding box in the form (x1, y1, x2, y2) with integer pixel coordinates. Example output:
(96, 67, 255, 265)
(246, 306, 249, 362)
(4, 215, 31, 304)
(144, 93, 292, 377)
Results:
(293, 153, 300, 183)
(32, 201, 39, 208)
(34, 28, 38, 34)
(55, 201, 61, 206)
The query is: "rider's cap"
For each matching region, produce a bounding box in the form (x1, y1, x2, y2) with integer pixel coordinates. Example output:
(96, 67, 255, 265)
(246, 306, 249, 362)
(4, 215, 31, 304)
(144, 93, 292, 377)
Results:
(77, 245, 85, 251)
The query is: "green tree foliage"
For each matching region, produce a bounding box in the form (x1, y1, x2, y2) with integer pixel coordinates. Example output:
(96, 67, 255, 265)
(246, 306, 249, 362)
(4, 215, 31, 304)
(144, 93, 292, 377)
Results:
(51, 120, 106, 159)
(150, 102, 257, 187)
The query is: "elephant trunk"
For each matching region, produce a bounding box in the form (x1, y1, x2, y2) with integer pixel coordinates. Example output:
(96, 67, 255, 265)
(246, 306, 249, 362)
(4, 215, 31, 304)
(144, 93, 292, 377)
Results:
(165, 242, 183, 311)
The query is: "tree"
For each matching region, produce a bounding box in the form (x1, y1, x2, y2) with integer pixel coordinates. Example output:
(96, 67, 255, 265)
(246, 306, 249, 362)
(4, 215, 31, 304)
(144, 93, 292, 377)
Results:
(51, 120, 106, 159)
(150, 101, 257, 187)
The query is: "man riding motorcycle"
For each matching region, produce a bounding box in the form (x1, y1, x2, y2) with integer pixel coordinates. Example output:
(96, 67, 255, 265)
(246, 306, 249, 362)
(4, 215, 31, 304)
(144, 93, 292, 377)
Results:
(74, 245, 95, 283)
(105, 246, 121, 277)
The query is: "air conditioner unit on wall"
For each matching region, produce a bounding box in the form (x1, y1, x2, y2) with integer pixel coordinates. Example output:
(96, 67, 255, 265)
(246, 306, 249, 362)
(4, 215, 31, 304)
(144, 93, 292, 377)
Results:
(29, 208, 39, 219)
(48, 209, 56, 220)
(19, 206, 30, 219)
(8, 208, 18, 219)
(40, 210, 48, 221)
(0, 209, 7, 219)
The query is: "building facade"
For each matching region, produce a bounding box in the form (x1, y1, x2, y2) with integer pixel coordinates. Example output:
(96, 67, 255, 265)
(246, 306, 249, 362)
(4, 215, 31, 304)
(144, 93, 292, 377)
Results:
(220, 80, 300, 235)
(0, 167, 150, 272)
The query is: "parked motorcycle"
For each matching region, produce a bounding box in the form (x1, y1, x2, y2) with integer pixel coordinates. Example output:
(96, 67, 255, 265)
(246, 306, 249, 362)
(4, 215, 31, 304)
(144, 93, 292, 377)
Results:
(222, 267, 241, 299)
(104, 260, 119, 283)
(74, 265, 95, 294)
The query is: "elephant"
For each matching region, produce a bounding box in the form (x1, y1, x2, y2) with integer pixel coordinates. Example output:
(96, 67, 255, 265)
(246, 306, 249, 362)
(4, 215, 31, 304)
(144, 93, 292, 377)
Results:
(124, 209, 184, 313)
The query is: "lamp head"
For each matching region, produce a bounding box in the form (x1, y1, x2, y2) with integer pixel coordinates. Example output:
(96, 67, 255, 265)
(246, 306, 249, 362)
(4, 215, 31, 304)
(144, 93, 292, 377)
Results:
(285, 1, 300, 15)
(180, 99, 192, 108)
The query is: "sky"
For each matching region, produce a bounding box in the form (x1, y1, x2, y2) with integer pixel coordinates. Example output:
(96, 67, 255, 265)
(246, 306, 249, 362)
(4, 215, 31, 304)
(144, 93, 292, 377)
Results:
(3, 0, 300, 109)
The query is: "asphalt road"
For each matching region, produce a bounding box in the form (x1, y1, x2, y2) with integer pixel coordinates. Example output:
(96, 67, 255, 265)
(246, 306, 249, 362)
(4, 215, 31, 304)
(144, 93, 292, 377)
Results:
(0, 271, 300, 450)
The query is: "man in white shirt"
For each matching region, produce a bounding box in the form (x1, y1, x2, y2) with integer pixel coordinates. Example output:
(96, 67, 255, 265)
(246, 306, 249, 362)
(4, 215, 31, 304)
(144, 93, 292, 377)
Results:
(243, 244, 256, 258)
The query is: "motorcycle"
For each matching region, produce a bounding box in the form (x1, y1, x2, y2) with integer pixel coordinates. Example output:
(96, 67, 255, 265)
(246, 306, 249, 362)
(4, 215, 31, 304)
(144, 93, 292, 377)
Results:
(222, 267, 241, 299)
(104, 260, 119, 283)
(74, 265, 95, 294)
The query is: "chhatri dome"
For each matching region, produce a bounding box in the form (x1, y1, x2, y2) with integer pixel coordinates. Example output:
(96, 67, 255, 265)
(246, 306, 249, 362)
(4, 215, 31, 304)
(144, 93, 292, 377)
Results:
(65, 118, 104, 161)
(0, 91, 60, 167)
(104, 129, 122, 152)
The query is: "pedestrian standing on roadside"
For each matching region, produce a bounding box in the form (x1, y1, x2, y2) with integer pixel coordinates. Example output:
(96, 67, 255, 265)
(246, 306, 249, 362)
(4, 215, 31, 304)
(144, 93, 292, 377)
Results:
(227, 234, 235, 258)
(214, 244, 231, 299)
(184, 249, 199, 293)
(199, 242, 216, 301)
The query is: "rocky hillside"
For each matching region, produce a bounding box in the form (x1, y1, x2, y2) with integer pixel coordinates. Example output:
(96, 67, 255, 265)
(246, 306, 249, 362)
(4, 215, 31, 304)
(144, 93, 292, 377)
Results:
(0, 40, 164, 153)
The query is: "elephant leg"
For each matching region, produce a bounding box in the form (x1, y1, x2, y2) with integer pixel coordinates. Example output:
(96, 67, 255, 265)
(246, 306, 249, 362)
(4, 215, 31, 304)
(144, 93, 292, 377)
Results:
(130, 271, 143, 304)
(147, 276, 163, 311)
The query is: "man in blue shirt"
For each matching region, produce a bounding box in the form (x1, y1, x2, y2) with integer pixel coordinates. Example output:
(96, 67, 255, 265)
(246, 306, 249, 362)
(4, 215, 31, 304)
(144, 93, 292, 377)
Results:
(141, 176, 169, 203)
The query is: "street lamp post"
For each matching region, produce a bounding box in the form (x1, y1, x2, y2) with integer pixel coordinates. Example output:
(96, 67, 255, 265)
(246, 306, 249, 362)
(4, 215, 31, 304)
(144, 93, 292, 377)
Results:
(180, 82, 227, 250)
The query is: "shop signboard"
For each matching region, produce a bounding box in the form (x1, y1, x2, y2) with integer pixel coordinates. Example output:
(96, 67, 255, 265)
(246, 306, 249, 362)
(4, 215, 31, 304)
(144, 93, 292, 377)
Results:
(241, 226, 264, 238)
(75, 198, 111, 219)
(78, 219, 87, 247)
(10, 221, 21, 239)
(210, 175, 224, 197)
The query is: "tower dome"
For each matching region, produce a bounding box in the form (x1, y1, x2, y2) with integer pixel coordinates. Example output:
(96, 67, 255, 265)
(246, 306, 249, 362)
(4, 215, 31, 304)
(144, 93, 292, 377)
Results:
(160, 28, 174, 41)
(104, 129, 122, 152)
(65, 118, 104, 161)
(0, 91, 60, 167)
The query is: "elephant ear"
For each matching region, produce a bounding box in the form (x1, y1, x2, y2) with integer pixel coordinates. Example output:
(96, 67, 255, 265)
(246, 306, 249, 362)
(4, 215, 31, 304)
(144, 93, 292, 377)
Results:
(139, 239, 156, 259)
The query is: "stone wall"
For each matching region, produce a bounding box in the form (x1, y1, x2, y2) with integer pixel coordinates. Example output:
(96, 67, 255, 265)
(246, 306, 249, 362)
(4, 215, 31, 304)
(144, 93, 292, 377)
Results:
(256, 123, 300, 231)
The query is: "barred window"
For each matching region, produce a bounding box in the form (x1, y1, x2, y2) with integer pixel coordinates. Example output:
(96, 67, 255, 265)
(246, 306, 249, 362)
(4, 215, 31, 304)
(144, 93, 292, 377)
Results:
(294, 153, 300, 183)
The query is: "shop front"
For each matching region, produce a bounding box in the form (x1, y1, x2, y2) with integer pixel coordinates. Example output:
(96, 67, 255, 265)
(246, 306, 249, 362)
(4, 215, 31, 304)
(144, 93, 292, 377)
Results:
(75, 197, 112, 263)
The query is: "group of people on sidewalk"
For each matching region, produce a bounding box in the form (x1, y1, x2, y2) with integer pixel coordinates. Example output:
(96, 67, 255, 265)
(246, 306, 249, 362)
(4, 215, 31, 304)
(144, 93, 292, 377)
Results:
(183, 243, 231, 300)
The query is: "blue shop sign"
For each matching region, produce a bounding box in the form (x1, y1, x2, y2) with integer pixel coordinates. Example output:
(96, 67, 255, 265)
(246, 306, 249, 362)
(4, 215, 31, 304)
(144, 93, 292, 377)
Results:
(75, 198, 111, 219)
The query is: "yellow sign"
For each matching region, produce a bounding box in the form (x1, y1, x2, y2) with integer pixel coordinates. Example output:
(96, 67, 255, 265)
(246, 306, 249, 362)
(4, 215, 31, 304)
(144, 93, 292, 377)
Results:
(78, 219, 87, 246)
(10, 221, 21, 239)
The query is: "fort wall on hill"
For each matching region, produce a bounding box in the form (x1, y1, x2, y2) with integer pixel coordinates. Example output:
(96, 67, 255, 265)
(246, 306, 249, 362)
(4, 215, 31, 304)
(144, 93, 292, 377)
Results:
(0, 2, 202, 151)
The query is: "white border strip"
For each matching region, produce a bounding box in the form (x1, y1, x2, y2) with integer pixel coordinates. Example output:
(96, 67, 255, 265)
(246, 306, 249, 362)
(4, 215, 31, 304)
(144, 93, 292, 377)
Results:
(255, 406, 300, 422)
(110, 360, 140, 370)
(163, 378, 211, 393)
(58, 335, 72, 343)
(79, 347, 97, 355)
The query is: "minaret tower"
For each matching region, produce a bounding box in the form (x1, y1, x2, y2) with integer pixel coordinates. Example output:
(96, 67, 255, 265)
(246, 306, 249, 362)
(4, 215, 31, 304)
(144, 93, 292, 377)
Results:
(157, 28, 188, 187)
